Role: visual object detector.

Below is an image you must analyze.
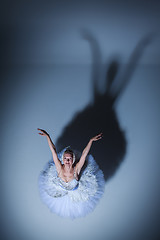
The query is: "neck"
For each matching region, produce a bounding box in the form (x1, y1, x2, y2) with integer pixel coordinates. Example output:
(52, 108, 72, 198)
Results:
(64, 165, 72, 172)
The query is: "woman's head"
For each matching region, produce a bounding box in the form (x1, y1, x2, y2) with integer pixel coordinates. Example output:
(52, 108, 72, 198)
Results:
(63, 149, 75, 165)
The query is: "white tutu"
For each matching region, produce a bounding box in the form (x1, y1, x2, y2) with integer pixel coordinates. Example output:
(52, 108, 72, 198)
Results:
(38, 149, 105, 219)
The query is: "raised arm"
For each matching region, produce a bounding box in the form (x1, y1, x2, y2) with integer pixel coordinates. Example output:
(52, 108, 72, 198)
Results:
(76, 133, 102, 175)
(37, 128, 62, 173)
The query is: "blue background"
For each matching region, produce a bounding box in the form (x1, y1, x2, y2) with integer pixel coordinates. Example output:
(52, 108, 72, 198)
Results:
(1, 1, 160, 240)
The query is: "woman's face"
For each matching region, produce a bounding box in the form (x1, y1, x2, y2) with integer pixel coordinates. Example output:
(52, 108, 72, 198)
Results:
(63, 153, 73, 166)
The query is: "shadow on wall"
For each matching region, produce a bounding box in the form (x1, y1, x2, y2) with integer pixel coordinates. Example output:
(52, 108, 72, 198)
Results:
(56, 30, 153, 182)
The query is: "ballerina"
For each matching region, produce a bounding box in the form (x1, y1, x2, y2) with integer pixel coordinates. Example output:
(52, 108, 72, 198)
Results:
(38, 128, 105, 219)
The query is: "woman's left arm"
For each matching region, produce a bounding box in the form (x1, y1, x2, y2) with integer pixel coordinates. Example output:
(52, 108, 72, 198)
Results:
(76, 133, 102, 175)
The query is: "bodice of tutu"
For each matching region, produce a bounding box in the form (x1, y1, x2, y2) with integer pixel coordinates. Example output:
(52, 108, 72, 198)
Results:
(58, 177, 79, 191)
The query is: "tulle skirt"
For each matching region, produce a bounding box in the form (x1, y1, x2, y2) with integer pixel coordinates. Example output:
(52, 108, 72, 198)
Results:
(38, 152, 105, 219)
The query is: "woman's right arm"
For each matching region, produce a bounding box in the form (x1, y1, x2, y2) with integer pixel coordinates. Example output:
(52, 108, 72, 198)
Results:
(37, 128, 62, 172)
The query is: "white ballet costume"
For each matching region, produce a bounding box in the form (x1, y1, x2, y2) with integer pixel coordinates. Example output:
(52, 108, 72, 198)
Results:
(38, 149, 105, 219)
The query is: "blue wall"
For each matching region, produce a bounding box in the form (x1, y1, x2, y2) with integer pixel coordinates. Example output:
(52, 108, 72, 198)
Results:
(1, 1, 160, 240)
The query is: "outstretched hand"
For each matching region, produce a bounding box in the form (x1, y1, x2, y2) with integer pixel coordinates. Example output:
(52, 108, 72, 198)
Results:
(91, 133, 103, 142)
(37, 128, 49, 137)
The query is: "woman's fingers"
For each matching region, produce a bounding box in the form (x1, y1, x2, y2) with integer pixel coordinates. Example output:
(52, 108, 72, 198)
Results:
(37, 128, 47, 136)
(91, 133, 103, 141)
(95, 133, 103, 138)
(37, 128, 46, 133)
(97, 133, 103, 137)
(96, 133, 103, 140)
(95, 136, 102, 140)
(37, 128, 44, 132)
